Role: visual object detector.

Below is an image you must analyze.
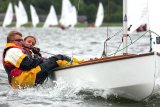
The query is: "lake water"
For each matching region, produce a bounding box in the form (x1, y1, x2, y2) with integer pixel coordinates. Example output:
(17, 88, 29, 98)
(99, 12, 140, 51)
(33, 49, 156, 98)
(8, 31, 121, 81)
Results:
(0, 27, 160, 107)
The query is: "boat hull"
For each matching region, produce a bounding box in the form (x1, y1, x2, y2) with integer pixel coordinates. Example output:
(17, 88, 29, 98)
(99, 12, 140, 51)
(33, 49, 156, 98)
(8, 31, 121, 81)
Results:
(51, 52, 159, 101)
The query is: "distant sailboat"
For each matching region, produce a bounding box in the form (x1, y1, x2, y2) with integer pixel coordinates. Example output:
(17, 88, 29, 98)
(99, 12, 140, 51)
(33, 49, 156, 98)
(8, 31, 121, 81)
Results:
(30, 5, 39, 27)
(15, 1, 28, 27)
(43, 5, 58, 28)
(95, 2, 104, 27)
(14, 5, 21, 28)
(70, 6, 77, 27)
(2, 2, 13, 27)
(59, 0, 77, 28)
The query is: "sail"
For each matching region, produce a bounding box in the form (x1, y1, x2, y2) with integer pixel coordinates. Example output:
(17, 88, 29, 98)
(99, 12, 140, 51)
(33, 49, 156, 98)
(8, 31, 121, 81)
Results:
(59, 0, 74, 27)
(30, 5, 39, 27)
(148, 0, 160, 35)
(14, 5, 21, 28)
(147, 0, 160, 51)
(43, 5, 58, 28)
(127, 0, 160, 51)
(127, 0, 148, 33)
(69, 6, 77, 27)
(72, 6, 77, 27)
(95, 2, 104, 27)
(19, 1, 28, 25)
(2, 2, 13, 27)
(15, 1, 28, 27)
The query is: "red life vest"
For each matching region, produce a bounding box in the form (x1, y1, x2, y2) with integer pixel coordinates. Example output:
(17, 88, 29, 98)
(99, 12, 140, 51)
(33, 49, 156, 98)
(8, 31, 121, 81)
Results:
(2, 44, 25, 83)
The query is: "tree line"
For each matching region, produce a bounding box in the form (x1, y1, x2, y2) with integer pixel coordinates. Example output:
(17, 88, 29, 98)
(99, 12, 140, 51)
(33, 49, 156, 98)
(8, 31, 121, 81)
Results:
(0, 0, 122, 23)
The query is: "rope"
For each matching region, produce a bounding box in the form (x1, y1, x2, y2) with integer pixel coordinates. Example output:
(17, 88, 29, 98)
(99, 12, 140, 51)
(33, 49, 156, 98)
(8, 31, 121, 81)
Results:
(114, 42, 123, 56)
(40, 50, 55, 56)
(101, 28, 160, 57)
(69, 0, 82, 62)
(108, 30, 150, 56)
(149, 30, 160, 37)
(101, 28, 123, 57)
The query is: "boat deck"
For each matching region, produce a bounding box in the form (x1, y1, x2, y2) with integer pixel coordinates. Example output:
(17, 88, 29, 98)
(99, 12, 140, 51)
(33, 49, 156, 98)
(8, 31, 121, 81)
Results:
(55, 52, 154, 70)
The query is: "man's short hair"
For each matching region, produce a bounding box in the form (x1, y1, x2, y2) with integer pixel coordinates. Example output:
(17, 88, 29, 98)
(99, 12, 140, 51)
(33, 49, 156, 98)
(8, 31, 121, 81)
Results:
(7, 31, 22, 43)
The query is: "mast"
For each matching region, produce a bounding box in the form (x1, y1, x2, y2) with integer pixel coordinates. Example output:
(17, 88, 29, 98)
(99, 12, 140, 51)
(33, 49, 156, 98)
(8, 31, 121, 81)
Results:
(123, 0, 128, 54)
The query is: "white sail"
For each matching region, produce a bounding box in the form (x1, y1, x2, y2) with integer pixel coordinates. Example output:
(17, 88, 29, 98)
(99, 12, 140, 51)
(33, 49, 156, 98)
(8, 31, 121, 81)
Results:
(95, 2, 104, 27)
(59, 0, 74, 27)
(70, 6, 77, 27)
(14, 5, 21, 28)
(30, 5, 39, 27)
(19, 1, 28, 24)
(43, 5, 58, 28)
(15, 1, 28, 27)
(127, 0, 160, 51)
(127, 0, 148, 33)
(2, 2, 13, 27)
(148, 0, 160, 52)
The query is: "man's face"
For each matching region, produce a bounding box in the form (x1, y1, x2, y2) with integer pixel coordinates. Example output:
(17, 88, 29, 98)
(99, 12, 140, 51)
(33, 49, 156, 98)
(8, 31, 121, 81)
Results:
(13, 34, 23, 47)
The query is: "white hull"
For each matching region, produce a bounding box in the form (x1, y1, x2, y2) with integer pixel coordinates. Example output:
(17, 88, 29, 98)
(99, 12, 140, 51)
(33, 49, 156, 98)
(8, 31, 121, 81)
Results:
(52, 52, 160, 101)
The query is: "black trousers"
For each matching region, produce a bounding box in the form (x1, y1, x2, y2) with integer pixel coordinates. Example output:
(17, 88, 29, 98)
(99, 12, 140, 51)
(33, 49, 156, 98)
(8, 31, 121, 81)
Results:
(35, 54, 71, 85)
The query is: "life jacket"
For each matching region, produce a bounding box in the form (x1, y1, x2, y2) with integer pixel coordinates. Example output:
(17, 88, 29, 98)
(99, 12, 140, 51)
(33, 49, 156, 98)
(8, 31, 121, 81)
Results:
(2, 43, 41, 89)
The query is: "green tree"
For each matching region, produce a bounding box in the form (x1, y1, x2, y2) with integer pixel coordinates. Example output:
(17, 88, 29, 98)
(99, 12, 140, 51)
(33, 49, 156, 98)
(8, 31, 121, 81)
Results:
(86, 4, 97, 23)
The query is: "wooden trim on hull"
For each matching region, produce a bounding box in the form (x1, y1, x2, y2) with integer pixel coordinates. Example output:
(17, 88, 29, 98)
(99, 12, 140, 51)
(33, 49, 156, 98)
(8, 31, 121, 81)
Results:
(55, 52, 154, 71)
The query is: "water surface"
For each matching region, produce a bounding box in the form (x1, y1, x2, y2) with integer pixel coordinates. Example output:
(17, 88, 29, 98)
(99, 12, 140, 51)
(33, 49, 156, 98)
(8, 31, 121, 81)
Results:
(0, 27, 159, 107)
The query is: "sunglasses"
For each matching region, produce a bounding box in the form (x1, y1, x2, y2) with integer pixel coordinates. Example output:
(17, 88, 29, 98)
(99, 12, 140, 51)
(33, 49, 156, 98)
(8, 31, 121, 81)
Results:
(14, 39, 23, 42)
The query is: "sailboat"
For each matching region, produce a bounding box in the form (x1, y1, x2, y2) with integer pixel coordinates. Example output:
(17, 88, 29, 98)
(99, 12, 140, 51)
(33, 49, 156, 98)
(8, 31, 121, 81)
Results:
(2, 2, 13, 27)
(43, 5, 58, 28)
(95, 2, 104, 27)
(30, 5, 39, 27)
(15, 1, 28, 28)
(70, 6, 77, 27)
(50, 0, 160, 101)
(59, 0, 77, 29)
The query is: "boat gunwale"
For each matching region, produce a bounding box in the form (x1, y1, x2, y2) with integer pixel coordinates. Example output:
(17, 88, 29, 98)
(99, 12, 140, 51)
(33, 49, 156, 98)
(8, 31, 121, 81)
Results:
(54, 52, 154, 71)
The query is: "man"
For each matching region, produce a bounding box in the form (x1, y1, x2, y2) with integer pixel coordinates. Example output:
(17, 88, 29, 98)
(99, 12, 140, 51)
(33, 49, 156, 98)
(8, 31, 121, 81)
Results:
(2, 31, 70, 89)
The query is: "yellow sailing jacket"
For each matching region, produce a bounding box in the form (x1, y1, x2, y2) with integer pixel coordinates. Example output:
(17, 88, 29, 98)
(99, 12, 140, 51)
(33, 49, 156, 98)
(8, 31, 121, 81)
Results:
(3, 43, 41, 89)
